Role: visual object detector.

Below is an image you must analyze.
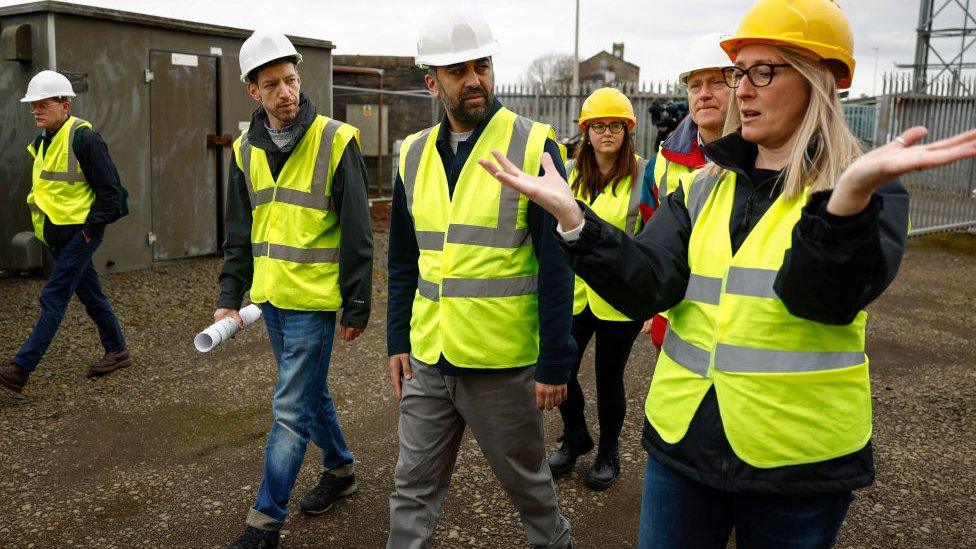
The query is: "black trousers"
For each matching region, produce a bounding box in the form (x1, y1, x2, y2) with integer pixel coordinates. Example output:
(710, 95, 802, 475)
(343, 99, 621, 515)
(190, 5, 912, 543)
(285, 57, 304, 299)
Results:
(558, 305, 643, 450)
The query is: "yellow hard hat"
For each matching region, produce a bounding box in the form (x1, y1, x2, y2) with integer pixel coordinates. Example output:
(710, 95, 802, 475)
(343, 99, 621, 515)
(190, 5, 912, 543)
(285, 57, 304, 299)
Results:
(578, 87, 637, 132)
(720, 0, 855, 89)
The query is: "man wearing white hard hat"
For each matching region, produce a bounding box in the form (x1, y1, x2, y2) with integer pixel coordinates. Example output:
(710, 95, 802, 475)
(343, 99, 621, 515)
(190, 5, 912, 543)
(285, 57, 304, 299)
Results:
(217, 30, 373, 549)
(637, 32, 732, 350)
(385, 5, 576, 548)
(1, 70, 130, 396)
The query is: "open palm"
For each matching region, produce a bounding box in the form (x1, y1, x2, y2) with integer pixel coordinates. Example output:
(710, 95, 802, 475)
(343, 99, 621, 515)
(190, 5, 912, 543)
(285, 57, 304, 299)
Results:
(478, 151, 584, 230)
(832, 126, 976, 214)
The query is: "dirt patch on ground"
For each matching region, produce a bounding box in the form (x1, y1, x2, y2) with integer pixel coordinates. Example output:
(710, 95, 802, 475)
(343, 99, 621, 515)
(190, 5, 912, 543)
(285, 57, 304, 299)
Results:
(0, 233, 974, 548)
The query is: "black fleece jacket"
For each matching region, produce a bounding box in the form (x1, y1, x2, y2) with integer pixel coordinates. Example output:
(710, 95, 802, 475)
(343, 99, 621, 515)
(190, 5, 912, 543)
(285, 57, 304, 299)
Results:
(217, 94, 373, 328)
(562, 131, 910, 494)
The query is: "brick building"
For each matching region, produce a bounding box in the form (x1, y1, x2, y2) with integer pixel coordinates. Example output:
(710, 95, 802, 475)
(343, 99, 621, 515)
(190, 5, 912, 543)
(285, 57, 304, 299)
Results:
(578, 42, 640, 86)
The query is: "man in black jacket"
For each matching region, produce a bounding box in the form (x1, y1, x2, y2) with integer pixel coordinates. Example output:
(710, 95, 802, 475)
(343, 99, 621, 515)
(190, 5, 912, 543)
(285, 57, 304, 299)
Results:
(217, 32, 373, 549)
(1, 70, 130, 396)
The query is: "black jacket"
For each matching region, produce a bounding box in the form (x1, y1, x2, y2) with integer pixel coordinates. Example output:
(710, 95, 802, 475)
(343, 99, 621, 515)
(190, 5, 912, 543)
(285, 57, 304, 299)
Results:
(32, 123, 123, 249)
(386, 99, 578, 384)
(562, 131, 910, 494)
(217, 94, 373, 328)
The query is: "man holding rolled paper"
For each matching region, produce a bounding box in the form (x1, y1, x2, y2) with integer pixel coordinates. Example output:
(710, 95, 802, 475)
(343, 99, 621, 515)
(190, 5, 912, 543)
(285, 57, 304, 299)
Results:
(213, 30, 373, 549)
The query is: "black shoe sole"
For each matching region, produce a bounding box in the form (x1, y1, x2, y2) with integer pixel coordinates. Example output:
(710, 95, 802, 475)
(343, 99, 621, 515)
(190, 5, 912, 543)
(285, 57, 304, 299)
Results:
(549, 460, 577, 478)
(585, 476, 617, 491)
(88, 358, 132, 377)
(299, 483, 357, 515)
(0, 378, 25, 398)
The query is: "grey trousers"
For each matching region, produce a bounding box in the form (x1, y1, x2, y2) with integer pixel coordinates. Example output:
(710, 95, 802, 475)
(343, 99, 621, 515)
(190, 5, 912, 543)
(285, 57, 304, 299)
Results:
(387, 357, 572, 549)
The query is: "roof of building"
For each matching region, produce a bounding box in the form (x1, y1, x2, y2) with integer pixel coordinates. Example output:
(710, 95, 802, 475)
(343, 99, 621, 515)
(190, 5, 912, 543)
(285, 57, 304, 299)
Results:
(581, 50, 639, 70)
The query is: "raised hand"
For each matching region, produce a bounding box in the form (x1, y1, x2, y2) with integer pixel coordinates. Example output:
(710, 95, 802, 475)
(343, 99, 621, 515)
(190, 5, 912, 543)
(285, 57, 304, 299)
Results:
(478, 151, 584, 230)
(829, 126, 976, 216)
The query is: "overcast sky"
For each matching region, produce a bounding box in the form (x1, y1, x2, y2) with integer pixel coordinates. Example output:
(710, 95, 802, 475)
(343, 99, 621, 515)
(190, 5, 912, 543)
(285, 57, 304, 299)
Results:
(0, 0, 947, 97)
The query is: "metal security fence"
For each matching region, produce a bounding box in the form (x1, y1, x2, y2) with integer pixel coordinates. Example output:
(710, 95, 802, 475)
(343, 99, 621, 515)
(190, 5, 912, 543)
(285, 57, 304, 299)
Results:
(495, 81, 685, 158)
(842, 104, 877, 147)
(875, 92, 976, 235)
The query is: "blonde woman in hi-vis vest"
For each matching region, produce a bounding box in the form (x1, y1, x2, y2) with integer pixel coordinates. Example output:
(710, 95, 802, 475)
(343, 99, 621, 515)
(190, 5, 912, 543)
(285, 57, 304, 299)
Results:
(479, 0, 976, 546)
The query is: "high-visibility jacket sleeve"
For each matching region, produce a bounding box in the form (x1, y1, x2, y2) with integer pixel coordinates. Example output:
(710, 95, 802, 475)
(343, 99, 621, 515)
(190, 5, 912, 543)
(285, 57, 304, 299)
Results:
(332, 139, 374, 330)
(74, 128, 122, 233)
(561, 187, 693, 321)
(386, 173, 420, 357)
(217, 155, 254, 310)
(531, 138, 577, 385)
(775, 181, 909, 325)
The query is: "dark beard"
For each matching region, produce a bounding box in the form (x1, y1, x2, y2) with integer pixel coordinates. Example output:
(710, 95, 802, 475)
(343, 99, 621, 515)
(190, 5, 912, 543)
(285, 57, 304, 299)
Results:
(444, 85, 493, 127)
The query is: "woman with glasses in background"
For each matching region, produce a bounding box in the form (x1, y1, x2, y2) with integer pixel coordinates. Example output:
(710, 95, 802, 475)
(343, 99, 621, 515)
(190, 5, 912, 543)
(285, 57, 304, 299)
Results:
(480, 0, 976, 546)
(546, 87, 651, 491)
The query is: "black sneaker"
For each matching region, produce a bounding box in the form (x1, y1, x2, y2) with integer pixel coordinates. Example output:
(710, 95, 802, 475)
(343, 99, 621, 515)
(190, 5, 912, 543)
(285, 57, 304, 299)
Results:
(299, 469, 358, 515)
(585, 448, 621, 491)
(228, 525, 279, 549)
(547, 428, 594, 478)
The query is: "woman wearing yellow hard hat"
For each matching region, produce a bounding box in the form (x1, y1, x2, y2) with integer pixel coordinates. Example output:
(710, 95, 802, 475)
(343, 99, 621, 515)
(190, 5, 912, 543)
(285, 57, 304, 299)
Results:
(479, 0, 976, 546)
(546, 87, 649, 491)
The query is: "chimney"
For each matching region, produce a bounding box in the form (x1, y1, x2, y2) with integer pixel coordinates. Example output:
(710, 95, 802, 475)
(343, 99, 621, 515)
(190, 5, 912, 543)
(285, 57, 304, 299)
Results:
(612, 42, 624, 59)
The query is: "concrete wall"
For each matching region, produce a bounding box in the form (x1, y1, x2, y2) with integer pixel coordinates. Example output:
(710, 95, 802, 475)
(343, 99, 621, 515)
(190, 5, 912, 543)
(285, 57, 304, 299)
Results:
(0, 6, 333, 273)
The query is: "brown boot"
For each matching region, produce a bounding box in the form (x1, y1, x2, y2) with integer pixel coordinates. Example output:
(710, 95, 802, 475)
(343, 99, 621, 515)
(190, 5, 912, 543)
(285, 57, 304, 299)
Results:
(89, 348, 132, 376)
(0, 362, 30, 395)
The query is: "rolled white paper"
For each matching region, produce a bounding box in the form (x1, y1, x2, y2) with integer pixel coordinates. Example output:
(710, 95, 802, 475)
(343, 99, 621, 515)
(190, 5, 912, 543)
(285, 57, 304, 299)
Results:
(194, 304, 262, 352)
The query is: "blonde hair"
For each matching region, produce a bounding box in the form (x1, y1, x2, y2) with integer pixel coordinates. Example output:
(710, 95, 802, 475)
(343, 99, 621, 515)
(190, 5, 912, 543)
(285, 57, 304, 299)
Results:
(719, 46, 862, 200)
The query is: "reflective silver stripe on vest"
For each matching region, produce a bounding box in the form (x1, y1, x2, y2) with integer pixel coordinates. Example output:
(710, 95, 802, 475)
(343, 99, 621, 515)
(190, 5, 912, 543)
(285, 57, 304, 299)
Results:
(713, 344, 866, 374)
(446, 224, 530, 248)
(242, 118, 342, 210)
(415, 230, 445, 251)
(725, 267, 779, 299)
(658, 158, 670, 196)
(441, 275, 538, 298)
(686, 170, 722, 226)
(402, 127, 434, 213)
(39, 118, 88, 183)
(684, 273, 722, 305)
(417, 276, 440, 302)
(444, 115, 534, 248)
(251, 242, 340, 263)
(625, 157, 649, 235)
(662, 327, 710, 377)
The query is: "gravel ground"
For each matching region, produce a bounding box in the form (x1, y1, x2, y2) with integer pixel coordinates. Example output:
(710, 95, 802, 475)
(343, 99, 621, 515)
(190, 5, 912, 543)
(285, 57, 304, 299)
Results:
(0, 232, 973, 549)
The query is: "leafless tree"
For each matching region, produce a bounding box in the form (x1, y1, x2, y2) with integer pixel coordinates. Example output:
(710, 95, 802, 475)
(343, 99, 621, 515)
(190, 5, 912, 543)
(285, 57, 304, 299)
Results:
(519, 53, 575, 92)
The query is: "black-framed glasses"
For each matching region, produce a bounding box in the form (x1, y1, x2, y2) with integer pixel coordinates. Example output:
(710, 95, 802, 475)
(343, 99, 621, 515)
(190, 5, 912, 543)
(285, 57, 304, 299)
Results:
(721, 63, 793, 88)
(589, 121, 626, 134)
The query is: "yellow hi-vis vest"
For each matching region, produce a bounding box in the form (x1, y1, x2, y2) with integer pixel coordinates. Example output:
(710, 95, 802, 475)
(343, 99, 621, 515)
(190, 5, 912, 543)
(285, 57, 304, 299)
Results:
(653, 147, 696, 199)
(570, 156, 649, 321)
(645, 169, 872, 469)
(26, 116, 95, 243)
(233, 115, 359, 311)
(399, 108, 556, 368)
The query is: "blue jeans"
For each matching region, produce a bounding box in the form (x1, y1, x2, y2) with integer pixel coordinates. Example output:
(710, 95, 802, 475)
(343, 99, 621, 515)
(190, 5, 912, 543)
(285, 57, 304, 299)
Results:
(250, 303, 354, 528)
(638, 455, 853, 549)
(14, 230, 125, 372)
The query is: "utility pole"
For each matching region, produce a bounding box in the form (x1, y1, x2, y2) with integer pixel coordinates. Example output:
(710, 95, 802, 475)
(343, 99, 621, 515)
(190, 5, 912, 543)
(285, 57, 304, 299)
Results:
(873, 46, 880, 96)
(570, 0, 580, 124)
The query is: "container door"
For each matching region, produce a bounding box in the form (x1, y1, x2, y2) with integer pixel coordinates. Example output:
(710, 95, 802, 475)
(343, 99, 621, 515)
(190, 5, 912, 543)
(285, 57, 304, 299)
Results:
(149, 51, 219, 261)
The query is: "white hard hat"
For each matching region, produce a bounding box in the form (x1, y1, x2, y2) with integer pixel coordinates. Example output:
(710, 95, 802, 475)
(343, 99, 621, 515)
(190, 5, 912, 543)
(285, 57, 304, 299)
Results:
(415, 5, 500, 68)
(239, 30, 303, 82)
(20, 70, 75, 103)
(679, 32, 732, 84)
